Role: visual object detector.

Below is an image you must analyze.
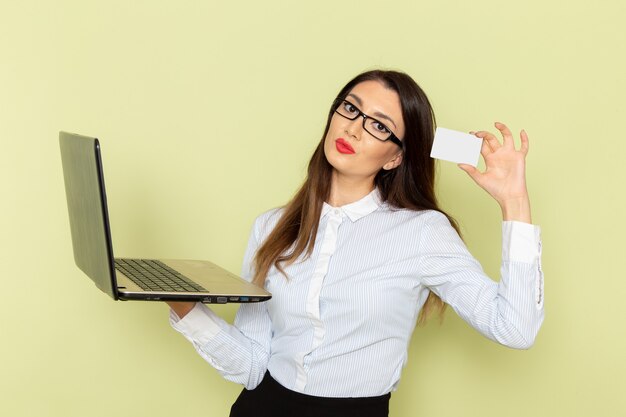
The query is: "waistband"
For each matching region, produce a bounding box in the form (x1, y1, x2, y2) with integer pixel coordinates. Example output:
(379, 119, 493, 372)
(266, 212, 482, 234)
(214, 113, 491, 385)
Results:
(263, 372, 391, 405)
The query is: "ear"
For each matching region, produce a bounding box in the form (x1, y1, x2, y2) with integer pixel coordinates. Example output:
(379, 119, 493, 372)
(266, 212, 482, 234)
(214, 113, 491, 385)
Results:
(382, 152, 403, 171)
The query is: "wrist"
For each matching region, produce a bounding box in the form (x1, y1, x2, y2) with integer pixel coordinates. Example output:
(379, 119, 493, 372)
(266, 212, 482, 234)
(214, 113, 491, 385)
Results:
(167, 301, 196, 319)
(500, 197, 532, 223)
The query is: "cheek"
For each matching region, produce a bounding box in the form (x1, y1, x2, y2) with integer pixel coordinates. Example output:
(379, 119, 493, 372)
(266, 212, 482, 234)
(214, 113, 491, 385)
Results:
(323, 118, 344, 154)
(323, 129, 335, 153)
(327, 117, 345, 136)
(323, 136, 332, 160)
(362, 142, 398, 167)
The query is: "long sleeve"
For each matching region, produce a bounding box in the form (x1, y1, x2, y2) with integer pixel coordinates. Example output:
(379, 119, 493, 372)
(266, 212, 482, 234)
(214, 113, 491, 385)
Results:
(417, 211, 544, 349)
(168, 190, 545, 397)
(169, 217, 273, 389)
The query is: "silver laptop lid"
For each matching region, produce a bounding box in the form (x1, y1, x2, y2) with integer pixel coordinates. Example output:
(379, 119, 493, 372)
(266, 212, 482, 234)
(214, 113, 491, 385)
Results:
(59, 131, 119, 299)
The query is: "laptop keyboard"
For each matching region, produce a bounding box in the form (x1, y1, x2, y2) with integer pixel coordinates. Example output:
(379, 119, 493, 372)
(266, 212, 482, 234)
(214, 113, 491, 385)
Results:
(114, 259, 206, 292)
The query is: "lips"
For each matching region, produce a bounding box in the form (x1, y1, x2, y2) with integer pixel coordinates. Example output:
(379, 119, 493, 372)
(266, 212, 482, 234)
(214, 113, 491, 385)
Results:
(335, 138, 355, 154)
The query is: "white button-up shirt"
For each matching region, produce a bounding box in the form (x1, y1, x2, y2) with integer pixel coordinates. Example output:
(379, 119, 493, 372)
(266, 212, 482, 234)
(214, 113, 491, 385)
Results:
(170, 189, 544, 397)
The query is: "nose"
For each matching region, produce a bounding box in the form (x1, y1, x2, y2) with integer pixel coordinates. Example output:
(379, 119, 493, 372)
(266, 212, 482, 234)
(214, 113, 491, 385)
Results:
(345, 116, 364, 140)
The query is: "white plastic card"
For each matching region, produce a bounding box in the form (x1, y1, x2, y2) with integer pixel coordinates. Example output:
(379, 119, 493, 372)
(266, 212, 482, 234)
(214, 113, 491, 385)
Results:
(430, 127, 483, 166)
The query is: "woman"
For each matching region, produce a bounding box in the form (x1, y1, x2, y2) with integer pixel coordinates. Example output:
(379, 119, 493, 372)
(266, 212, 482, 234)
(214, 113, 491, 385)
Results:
(167, 70, 544, 417)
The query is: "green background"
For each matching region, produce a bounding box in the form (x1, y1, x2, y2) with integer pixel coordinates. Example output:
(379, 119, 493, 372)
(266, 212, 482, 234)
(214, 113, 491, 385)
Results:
(1, 0, 624, 416)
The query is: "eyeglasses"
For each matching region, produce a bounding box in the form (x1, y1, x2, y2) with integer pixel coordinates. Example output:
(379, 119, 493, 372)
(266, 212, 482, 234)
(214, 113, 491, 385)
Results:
(334, 99, 403, 148)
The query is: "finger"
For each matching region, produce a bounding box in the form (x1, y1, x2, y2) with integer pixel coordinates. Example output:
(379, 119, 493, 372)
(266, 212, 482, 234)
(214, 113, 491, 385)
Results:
(474, 130, 501, 152)
(480, 138, 492, 158)
(470, 131, 489, 152)
(520, 129, 529, 155)
(494, 122, 514, 149)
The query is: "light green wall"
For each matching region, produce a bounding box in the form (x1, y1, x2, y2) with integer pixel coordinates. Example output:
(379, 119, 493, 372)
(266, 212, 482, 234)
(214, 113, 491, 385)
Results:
(1, 1, 624, 416)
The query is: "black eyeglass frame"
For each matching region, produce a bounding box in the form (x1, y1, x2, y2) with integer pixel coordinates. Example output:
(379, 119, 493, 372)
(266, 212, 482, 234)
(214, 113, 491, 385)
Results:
(333, 98, 403, 149)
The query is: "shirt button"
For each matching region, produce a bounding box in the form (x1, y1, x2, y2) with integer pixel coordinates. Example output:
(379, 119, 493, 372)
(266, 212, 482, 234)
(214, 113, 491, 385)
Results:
(333, 208, 341, 216)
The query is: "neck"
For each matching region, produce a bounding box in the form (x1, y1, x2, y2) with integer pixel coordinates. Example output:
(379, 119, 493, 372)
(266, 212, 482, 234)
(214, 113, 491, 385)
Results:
(328, 171, 375, 207)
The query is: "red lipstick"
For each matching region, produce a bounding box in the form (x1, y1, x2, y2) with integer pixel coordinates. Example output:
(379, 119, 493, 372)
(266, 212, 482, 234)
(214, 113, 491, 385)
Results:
(335, 138, 355, 154)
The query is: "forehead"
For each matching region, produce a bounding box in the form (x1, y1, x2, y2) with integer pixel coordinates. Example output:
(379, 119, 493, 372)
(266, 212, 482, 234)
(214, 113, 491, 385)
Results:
(346, 80, 403, 125)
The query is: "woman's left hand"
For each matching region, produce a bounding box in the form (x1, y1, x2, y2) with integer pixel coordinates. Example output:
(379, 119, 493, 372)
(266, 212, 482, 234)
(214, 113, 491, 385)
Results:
(458, 122, 532, 223)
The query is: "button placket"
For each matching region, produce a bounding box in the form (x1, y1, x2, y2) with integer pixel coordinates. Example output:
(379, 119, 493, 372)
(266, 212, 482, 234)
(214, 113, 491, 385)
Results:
(536, 239, 544, 308)
(294, 208, 344, 391)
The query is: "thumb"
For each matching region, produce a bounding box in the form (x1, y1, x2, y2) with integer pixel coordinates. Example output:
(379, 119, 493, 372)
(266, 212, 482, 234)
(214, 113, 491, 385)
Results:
(458, 164, 482, 183)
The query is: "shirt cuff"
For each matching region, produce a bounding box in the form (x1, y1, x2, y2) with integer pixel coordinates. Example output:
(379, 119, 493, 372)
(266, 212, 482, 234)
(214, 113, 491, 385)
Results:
(502, 221, 542, 263)
(169, 302, 224, 344)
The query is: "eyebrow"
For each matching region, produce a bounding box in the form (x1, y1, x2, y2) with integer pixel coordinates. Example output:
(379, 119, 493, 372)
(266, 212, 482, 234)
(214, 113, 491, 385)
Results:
(346, 93, 398, 129)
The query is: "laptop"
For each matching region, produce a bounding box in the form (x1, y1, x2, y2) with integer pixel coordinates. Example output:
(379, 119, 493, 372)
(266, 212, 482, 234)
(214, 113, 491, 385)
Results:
(59, 131, 271, 304)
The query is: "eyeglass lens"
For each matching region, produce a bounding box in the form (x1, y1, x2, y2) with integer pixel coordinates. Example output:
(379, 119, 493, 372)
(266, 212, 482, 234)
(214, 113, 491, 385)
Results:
(335, 100, 393, 141)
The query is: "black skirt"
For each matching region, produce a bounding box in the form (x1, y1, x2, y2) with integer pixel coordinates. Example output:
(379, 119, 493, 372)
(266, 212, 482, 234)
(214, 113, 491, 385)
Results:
(230, 372, 391, 417)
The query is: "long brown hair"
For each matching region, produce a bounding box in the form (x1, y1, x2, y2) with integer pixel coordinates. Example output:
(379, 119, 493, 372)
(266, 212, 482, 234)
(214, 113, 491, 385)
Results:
(253, 70, 459, 324)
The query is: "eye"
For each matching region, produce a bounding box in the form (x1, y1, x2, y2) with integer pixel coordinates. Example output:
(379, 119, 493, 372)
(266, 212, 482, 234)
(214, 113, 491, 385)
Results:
(372, 120, 391, 134)
(343, 101, 358, 114)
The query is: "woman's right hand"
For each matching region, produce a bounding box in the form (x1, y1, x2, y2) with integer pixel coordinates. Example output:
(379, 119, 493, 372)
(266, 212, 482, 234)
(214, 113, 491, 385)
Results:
(458, 122, 532, 223)
(166, 301, 196, 319)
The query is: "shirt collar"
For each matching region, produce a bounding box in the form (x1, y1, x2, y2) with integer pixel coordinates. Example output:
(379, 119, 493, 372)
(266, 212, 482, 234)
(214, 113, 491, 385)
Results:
(322, 188, 383, 222)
